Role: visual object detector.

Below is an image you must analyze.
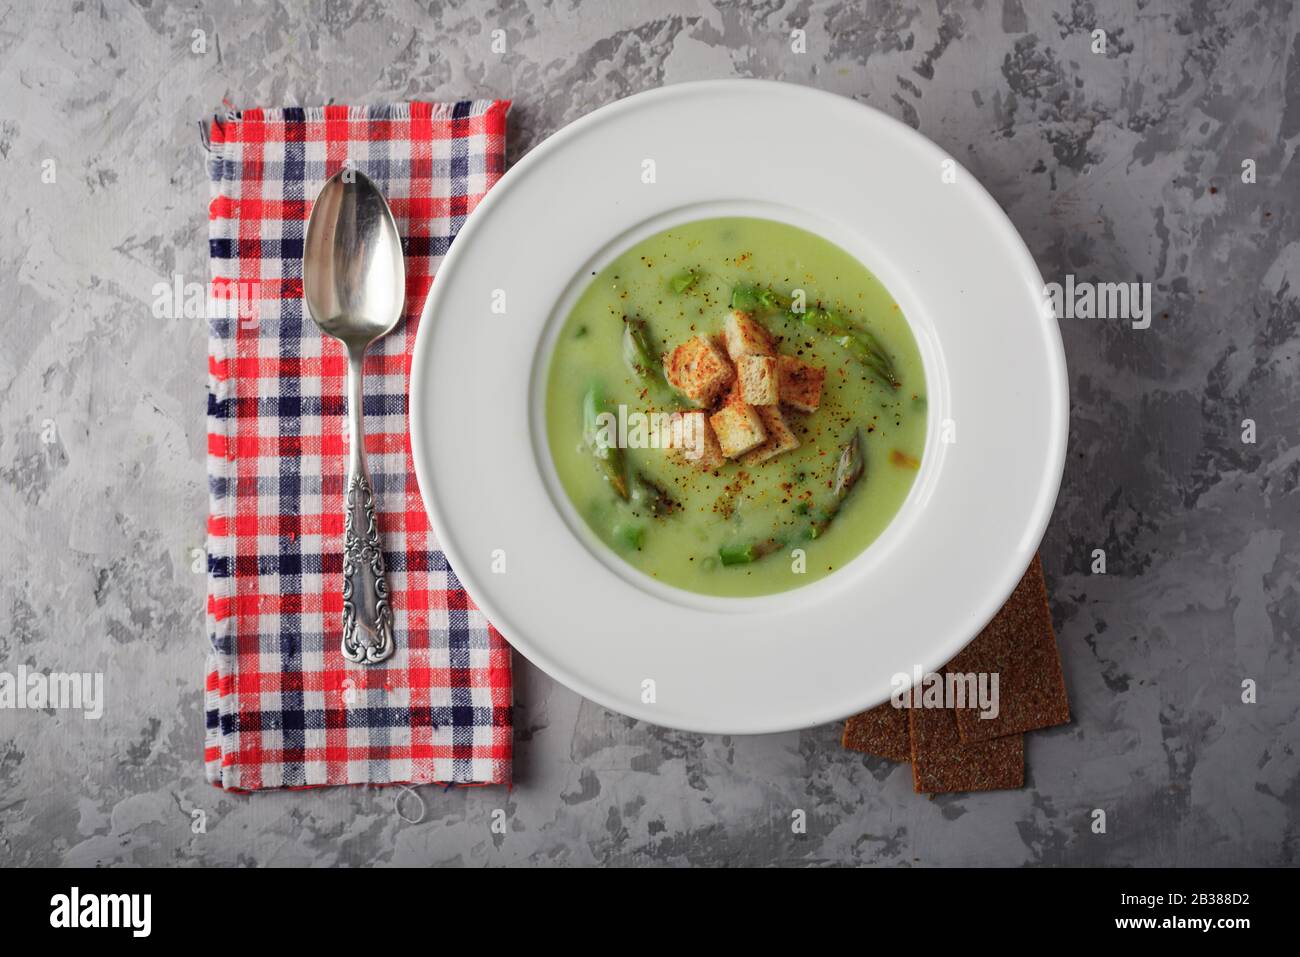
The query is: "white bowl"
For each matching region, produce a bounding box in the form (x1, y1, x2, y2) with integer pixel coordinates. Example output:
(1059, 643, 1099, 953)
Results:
(409, 80, 1068, 735)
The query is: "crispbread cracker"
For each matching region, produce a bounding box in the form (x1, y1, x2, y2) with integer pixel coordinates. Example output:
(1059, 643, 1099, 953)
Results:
(909, 707, 1024, 794)
(842, 701, 909, 761)
(948, 555, 1070, 743)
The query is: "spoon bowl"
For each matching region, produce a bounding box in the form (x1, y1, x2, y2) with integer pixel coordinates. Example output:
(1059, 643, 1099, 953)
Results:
(304, 169, 406, 347)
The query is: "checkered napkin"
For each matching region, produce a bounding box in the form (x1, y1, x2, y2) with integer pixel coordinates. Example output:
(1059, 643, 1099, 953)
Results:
(202, 101, 513, 790)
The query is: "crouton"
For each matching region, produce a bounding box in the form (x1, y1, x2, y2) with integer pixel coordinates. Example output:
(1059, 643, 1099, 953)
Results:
(720, 377, 745, 408)
(740, 405, 800, 465)
(722, 310, 774, 361)
(663, 336, 734, 407)
(736, 354, 779, 406)
(777, 354, 826, 413)
(710, 401, 767, 459)
(659, 411, 725, 470)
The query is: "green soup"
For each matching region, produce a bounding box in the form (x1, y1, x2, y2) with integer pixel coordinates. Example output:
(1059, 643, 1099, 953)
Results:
(544, 217, 926, 597)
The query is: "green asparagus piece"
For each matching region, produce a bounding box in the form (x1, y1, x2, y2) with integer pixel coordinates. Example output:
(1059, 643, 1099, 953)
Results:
(622, 316, 690, 411)
(669, 269, 700, 294)
(613, 522, 645, 550)
(622, 316, 658, 379)
(808, 429, 866, 538)
(718, 538, 783, 566)
(730, 285, 758, 311)
(800, 308, 899, 388)
(582, 384, 628, 500)
(718, 542, 754, 566)
(730, 283, 780, 312)
(630, 472, 678, 517)
(719, 433, 865, 561)
(731, 284, 900, 388)
(832, 428, 866, 498)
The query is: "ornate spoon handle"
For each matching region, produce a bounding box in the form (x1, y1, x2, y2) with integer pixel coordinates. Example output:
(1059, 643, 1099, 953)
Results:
(341, 347, 395, 664)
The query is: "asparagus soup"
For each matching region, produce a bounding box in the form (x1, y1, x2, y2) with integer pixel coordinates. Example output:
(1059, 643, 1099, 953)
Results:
(543, 217, 927, 598)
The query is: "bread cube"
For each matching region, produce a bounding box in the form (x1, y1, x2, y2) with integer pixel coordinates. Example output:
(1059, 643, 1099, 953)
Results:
(740, 405, 800, 465)
(736, 354, 779, 406)
(663, 336, 734, 407)
(659, 411, 724, 470)
(722, 310, 774, 361)
(710, 401, 767, 459)
(777, 354, 826, 413)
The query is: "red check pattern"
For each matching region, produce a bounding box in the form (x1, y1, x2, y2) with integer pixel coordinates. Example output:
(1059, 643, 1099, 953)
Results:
(202, 101, 512, 790)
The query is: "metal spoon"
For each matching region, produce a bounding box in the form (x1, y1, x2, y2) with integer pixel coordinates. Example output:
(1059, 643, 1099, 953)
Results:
(303, 168, 405, 665)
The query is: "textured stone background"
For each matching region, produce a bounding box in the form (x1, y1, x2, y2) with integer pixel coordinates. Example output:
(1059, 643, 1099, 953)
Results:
(1, 0, 1297, 866)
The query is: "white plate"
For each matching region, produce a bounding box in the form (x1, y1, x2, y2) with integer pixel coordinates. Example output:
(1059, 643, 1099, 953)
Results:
(409, 80, 1067, 735)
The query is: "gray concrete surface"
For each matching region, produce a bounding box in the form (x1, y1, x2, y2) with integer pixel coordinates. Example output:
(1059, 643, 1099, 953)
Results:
(1, 0, 1298, 866)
